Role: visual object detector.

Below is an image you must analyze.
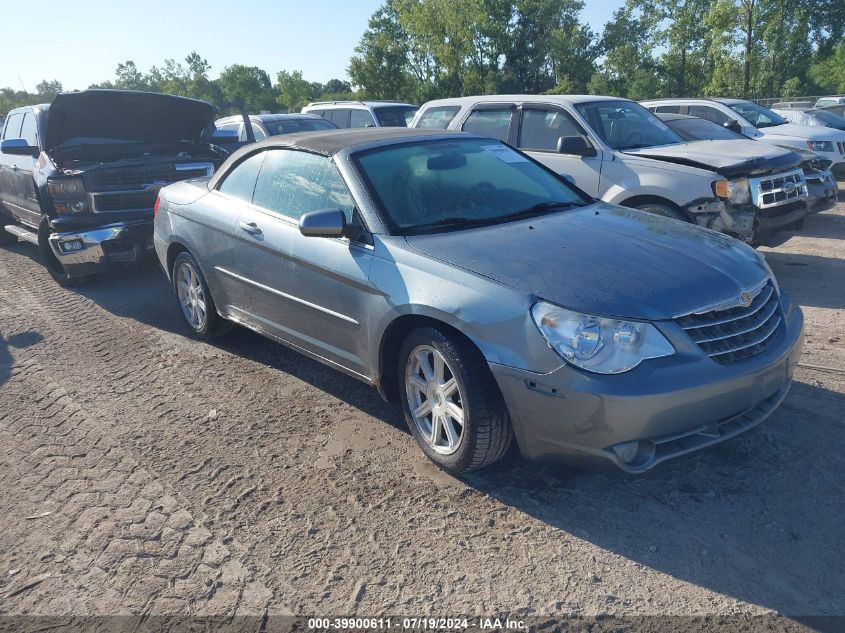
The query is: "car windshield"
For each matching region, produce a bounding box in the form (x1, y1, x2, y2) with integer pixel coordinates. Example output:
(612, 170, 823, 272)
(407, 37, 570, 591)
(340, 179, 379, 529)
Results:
(263, 118, 337, 135)
(373, 106, 418, 127)
(354, 138, 590, 233)
(668, 117, 745, 141)
(727, 102, 788, 128)
(575, 100, 683, 150)
(809, 110, 845, 130)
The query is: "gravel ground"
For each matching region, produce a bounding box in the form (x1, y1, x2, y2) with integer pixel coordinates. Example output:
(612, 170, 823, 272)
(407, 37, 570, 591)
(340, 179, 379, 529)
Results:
(0, 196, 843, 629)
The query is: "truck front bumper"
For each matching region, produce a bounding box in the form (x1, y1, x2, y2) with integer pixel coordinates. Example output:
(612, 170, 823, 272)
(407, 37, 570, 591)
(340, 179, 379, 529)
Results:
(48, 219, 154, 278)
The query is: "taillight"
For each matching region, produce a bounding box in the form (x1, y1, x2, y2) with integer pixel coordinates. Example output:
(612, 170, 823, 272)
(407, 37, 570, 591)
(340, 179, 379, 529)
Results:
(153, 196, 160, 217)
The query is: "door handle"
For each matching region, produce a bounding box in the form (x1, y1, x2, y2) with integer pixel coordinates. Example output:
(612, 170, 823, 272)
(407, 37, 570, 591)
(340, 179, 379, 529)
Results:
(238, 221, 262, 235)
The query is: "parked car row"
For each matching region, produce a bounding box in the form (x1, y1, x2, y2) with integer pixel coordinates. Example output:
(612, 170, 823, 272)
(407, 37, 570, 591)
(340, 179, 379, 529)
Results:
(0, 87, 828, 475)
(409, 95, 839, 245)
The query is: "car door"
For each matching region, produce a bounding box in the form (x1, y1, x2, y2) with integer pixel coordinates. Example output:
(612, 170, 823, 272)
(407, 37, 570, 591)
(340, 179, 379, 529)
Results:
(514, 105, 603, 196)
(194, 150, 267, 312)
(0, 110, 24, 218)
(228, 148, 373, 375)
(349, 109, 376, 128)
(12, 110, 43, 227)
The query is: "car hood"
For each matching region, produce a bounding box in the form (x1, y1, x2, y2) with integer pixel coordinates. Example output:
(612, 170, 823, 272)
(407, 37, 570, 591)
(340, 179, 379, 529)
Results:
(45, 90, 217, 151)
(405, 203, 769, 321)
(622, 139, 801, 177)
(757, 123, 845, 141)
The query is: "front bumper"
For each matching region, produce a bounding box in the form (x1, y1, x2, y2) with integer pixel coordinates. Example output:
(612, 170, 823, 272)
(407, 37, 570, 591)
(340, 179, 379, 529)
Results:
(48, 219, 154, 278)
(806, 177, 838, 214)
(489, 297, 804, 473)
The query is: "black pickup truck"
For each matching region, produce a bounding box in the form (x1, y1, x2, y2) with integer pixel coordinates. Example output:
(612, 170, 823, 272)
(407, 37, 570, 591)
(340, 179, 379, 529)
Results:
(0, 89, 230, 285)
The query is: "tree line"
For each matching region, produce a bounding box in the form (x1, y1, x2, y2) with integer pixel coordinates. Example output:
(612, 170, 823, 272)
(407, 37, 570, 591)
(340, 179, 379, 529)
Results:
(2, 0, 844, 117)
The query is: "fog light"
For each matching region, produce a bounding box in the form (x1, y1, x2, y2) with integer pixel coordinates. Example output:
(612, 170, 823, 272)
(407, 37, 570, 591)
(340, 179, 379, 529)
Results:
(60, 239, 83, 253)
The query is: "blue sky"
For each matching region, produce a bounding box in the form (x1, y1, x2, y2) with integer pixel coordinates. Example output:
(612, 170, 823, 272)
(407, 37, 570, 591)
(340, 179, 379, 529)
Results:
(0, 0, 624, 91)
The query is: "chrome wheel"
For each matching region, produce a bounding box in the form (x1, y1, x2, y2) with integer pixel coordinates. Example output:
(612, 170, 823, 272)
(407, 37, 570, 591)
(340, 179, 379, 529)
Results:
(405, 345, 464, 455)
(176, 261, 207, 330)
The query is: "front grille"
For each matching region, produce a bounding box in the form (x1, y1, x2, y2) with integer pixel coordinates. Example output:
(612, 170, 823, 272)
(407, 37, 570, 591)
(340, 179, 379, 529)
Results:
(675, 280, 782, 364)
(91, 191, 157, 213)
(749, 169, 808, 209)
(84, 162, 213, 192)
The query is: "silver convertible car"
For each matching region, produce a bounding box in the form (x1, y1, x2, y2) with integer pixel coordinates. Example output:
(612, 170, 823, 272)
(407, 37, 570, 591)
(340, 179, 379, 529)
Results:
(153, 128, 803, 474)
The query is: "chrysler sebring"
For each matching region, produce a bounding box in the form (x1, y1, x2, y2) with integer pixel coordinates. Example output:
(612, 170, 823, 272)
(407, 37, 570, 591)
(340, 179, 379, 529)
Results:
(153, 128, 803, 474)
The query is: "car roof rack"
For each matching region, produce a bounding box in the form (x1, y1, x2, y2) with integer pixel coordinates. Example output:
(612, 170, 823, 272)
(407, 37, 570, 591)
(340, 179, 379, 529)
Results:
(306, 100, 367, 107)
(305, 100, 408, 107)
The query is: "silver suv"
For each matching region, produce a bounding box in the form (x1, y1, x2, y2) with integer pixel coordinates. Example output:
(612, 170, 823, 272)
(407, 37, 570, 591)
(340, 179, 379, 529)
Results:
(302, 100, 418, 128)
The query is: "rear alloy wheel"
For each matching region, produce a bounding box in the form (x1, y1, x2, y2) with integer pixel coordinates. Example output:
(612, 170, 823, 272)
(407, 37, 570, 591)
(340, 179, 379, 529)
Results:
(634, 203, 688, 222)
(399, 327, 513, 473)
(172, 251, 231, 339)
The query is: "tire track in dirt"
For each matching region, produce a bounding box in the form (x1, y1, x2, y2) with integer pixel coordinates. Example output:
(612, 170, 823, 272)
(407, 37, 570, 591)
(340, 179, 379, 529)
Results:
(1, 220, 844, 618)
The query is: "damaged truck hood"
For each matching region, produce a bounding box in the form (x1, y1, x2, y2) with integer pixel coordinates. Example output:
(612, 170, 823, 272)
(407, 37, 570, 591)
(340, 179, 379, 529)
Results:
(622, 139, 801, 177)
(45, 90, 216, 151)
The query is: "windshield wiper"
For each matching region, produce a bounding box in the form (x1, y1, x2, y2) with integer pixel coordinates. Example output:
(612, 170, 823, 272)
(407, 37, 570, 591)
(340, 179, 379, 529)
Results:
(505, 200, 584, 218)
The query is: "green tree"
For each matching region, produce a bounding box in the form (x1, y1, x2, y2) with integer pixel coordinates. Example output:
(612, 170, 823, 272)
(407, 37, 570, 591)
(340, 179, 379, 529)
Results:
(276, 70, 313, 112)
(349, 0, 415, 100)
(35, 80, 63, 101)
(114, 60, 147, 90)
(218, 64, 275, 112)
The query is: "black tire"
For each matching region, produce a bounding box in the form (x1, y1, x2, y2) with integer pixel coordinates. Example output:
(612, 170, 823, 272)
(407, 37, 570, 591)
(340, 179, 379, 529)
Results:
(171, 250, 231, 339)
(398, 326, 513, 474)
(37, 218, 89, 287)
(634, 202, 688, 222)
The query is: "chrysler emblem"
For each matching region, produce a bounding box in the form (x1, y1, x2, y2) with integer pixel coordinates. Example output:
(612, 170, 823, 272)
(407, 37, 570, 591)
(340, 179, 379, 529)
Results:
(740, 290, 752, 307)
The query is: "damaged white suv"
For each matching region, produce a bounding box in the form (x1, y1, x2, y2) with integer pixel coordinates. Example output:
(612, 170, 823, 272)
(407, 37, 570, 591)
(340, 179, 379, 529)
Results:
(412, 95, 810, 245)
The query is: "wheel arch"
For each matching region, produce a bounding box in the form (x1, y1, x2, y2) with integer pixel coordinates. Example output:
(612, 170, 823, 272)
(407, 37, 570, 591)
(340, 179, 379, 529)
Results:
(376, 313, 490, 403)
(617, 194, 692, 221)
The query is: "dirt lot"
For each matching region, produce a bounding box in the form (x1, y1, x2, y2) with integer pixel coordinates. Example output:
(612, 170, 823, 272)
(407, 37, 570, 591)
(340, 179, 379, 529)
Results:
(0, 196, 843, 629)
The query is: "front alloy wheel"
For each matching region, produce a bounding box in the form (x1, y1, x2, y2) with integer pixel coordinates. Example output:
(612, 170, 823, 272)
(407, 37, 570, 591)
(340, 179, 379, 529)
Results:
(398, 326, 513, 473)
(405, 345, 465, 455)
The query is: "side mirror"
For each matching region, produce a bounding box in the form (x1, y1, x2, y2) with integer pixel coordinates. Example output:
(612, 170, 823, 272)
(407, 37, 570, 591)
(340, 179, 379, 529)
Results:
(209, 129, 239, 143)
(299, 208, 347, 238)
(557, 135, 597, 157)
(1, 138, 39, 157)
(723, 120, 742, 133)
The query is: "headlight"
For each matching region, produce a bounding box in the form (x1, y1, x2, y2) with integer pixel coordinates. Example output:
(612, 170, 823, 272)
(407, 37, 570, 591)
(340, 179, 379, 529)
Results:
(807, 141, 834, 152)
(531, 302, 675, 374)
(712, 178, 750, 204)
(47, 177, 88, 214)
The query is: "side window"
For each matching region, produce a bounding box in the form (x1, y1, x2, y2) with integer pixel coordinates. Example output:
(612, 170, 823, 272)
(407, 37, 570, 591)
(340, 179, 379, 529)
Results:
(310, 109, 326, 118)
(238, 123, 267, 142)
(655, 105, 682, 114)
(461, 108, 513, 142)
(217, 152, 266, 201)
(2, 112, 23, 140)
(253, 150, 355, 222)
(328, 109, 350, 127)
(416, 106, 460, 129)
(350, 109, 375, 128)
(518, 108, 583, 151)
(688, 105, 730, 125)
(19, 112, 39, 147)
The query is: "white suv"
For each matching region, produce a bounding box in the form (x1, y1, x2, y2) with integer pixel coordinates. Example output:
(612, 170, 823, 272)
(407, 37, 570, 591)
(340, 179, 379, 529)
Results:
(412, 94, 811, 244)
(641, 98, 845, 179)
(301, 100, 418, 128)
